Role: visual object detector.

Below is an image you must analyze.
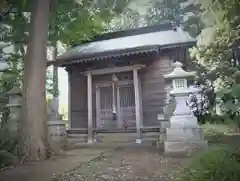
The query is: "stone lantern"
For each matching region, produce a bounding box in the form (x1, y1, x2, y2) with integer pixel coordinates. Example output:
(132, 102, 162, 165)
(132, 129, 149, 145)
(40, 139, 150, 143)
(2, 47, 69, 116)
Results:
(6, 87, 22, 132)
(163, 61, 207, 153)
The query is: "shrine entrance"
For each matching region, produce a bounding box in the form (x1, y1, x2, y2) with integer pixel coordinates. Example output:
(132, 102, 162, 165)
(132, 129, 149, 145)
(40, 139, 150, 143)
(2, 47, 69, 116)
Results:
(96, 80, 136, 129)
(85, 65, 144, 143)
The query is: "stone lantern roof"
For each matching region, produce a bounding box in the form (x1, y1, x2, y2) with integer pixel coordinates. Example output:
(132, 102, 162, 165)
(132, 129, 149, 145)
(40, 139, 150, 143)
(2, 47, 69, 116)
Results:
(164, 61, 196, 79)
(7, 87, 22, 95)
(164, 61, 200, 95)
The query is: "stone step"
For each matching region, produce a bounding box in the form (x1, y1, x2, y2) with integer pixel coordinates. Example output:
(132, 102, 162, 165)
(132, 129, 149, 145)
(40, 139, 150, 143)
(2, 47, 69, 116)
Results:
(165, 128, 204, 142)
(67, 127, 163, 134)
(67, 133, 87, 144)
(164, 140, 208, 154)
(67, 132, 162, 144)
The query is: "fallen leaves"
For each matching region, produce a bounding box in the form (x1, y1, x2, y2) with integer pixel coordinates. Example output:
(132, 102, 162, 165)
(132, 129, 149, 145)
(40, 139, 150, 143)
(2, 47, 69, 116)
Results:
(54, 147, 185, 181)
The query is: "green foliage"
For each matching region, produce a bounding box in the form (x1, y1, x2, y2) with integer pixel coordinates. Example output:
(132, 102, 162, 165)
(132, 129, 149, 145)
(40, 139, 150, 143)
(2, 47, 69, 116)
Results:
(189, 0, 240, 124)
(107, 8, 143, 32)
(0, 128, 18, 168)
(216, 83, 240, 126)
(177, 146, 240, 181)
(0, 52, 22, 125)
(0, 0, 128, 121)
(46, 67, 59, 97)
(49, 0, 123, 47)
(0, 0, 131, 163)
(108, 0, 203, 37)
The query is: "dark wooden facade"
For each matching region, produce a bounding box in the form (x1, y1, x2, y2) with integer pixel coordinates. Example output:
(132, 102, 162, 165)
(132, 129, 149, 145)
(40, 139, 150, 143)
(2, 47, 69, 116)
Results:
(66, 48, 189, 129)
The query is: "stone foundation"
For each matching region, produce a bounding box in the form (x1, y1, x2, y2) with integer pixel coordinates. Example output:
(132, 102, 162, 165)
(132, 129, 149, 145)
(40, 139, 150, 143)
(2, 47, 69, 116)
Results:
(48, 120, 67, 147)
(164, 127, 207, 153)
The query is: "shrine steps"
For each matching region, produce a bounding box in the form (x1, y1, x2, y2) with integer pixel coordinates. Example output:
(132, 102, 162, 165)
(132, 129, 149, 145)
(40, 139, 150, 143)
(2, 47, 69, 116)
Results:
(66, 127, 165, 146)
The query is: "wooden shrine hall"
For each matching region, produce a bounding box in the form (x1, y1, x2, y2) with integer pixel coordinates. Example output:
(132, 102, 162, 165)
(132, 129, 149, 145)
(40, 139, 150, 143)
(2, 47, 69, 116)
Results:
(50, 23, 195, 143)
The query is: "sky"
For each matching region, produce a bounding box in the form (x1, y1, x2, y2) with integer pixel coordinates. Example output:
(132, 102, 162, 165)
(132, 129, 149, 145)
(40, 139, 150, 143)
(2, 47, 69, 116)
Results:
(58, 67, 68, 110)
(48, 44, 69, 111)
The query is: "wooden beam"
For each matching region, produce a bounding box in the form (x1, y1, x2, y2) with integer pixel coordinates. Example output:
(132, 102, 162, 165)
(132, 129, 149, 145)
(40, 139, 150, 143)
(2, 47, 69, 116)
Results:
(133, 69, 141, 143)
(83, 64, 145, 76)
(87, 73, 93, 143)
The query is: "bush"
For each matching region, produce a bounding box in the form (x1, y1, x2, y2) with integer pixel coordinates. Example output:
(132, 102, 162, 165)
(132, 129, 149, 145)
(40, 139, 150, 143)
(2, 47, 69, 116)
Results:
(177, 146, 240, 181)
(0, 128, 19, 168)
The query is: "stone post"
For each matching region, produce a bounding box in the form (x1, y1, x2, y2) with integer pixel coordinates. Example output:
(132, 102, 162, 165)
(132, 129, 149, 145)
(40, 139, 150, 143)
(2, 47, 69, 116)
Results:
(47, 98, 67, 147)
(6, 87, 22, 132)
(163, 62, 207, 154)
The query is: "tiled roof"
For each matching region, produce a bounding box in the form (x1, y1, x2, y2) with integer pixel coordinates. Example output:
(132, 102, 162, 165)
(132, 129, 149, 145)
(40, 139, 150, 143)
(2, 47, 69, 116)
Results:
(56, 23, 195, 65)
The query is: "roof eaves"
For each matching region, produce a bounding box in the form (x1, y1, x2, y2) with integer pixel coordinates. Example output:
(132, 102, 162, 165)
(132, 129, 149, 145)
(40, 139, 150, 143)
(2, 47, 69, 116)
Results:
(158, 40, 196, 50)
(50, 45, 159, 67)
(50, 41, 196, 67)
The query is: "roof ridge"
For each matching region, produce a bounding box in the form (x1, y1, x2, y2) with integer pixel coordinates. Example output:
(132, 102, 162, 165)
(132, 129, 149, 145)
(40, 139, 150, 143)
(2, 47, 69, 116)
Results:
(72, 22, 177, 47)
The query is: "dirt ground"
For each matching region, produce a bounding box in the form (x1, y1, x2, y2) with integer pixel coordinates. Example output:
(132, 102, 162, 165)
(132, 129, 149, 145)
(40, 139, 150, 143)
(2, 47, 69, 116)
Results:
(0, 146, 113, 181)
(55, 146, 186, 181)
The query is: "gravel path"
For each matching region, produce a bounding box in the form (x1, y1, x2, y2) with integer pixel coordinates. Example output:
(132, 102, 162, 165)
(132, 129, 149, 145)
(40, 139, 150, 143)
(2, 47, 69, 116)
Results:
(55, 146, 186, 181)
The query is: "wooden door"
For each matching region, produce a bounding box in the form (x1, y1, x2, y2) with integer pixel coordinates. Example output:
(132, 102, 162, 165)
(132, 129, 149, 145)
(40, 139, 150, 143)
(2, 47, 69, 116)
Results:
(96, 82, 136, 129)
(117, 84, 136, 128)
(97, 86, 117, 128)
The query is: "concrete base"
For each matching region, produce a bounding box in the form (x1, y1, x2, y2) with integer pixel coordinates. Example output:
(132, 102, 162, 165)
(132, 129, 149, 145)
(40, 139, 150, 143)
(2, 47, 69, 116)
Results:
(164, 127, 207, 153)
(164, 140, 208, 154)
(136, 138, 142, 144)
(160, 120, 170, 129)
(166, 127, 204, 141)
(169, 115, 199, 128)
(47, 120, 67, 147)
(87, 139, 94, 144)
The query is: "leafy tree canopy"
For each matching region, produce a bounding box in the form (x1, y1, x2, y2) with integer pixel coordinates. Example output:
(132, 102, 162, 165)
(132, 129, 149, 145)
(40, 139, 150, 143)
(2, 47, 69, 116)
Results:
(0, 0, 131, 124)
(189, 0, 240, 124)
(107, 0, 203, 37)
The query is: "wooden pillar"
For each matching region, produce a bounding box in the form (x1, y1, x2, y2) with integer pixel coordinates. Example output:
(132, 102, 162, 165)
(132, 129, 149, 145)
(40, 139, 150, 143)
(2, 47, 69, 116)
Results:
(116, 86, 121, 128)
(67, 70, 71, 129)
(112, 82, 116, 115)
(96, 87, 101, 128)
(133, 69, 141, 143)
(138, 76, 143, 127)
(87, 73, 93, 143)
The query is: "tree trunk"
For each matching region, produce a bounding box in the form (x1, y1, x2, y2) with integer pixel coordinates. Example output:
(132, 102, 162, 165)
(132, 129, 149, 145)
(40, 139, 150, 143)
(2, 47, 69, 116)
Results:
(21, 0, 51, 161)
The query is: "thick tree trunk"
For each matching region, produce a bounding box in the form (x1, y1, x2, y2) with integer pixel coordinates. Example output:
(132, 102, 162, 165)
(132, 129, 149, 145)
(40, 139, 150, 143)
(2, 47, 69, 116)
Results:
(21, 0, 51, 161)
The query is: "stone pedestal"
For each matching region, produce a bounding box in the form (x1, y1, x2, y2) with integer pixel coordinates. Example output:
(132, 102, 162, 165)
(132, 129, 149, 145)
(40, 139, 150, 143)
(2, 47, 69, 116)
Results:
(6, 87, 22, 132)
(47, 120, 67, 146)
(47, 99, 67, 147)
(6, 104, 21, 132)
(164, 123, 207, 153)
(164, 62, 207, 154)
